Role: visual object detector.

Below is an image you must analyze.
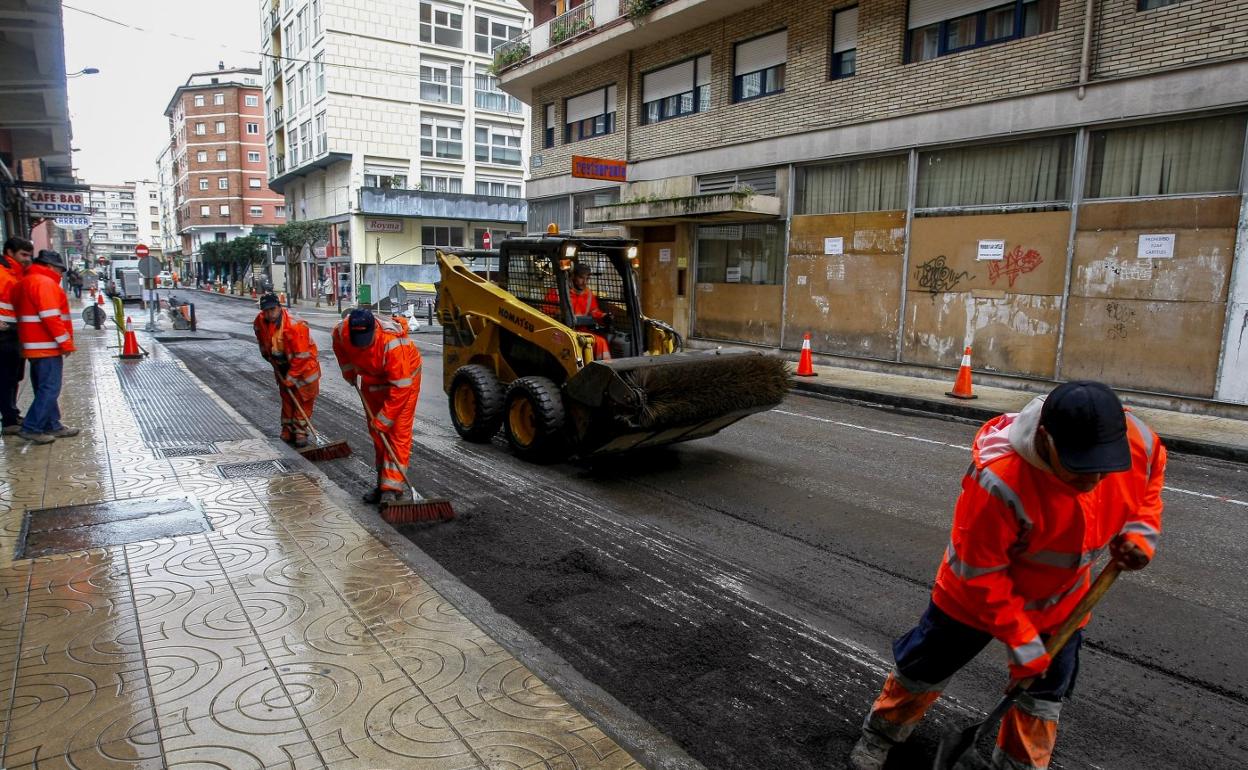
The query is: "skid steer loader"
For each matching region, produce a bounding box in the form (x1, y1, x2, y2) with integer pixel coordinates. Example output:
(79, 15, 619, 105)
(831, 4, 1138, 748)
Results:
(435, 235, 790, 461)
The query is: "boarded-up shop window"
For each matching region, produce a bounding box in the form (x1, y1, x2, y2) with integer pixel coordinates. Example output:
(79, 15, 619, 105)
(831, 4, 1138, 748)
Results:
(528, 196, 570, 233)
(696, 223, 785, 285)
(1085, 114, 1246, 199)
(917, 134, 1074, 209)
(798, 155, 908, 214)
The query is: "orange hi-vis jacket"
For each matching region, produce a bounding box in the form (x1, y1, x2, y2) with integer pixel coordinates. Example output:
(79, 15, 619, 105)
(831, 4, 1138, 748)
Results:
(253, 307, 320, 389)
(14, 263, 74, 358)
(931, 397, 1164, 671)
(0, 256, 22, 326)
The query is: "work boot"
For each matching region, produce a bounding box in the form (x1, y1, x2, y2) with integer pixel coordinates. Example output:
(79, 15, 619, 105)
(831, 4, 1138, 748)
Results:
(362, 487, 382, 504)
(19, 431, 55, 445)
(2, 425, 21, 436)
(50, 425, 80, 438)
(378, 490, 402, 505)
(847, 731, 893, 770)
(293, 433, 309, 448)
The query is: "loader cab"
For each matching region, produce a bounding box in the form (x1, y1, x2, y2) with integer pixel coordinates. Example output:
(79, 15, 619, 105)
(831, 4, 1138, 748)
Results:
(498, 236, 645, 359)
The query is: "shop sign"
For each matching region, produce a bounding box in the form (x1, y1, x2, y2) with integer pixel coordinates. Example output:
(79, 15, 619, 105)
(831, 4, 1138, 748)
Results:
(571, 155, 627, 182)
(365, 218, 403, 233)
(725, 266, 742, 283)
(659, 248, 672, 263)
(28, 190, 86, 215)
(823, 237, 844, 256)
(54, 215, 91, 231)
(977, 239, 1006, 261)
(1137, 233, 1175, 259)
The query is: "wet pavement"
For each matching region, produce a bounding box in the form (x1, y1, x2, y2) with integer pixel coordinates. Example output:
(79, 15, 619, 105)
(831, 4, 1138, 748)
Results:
(0, 319, 643, 769)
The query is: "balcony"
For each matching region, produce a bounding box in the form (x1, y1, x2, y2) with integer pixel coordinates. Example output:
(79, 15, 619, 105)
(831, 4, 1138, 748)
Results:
(359, 187, 527, 225)
(270, 10, 280, 33)
(272, 106, 284, 128)
(497, 0, 770, 102)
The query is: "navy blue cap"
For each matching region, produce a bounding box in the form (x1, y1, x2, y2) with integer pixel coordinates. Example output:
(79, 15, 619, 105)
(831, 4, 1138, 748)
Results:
(258, 292, 281, 310)
(35, 250, 65, 270)
(1040, 381, 1131, 474)
(347, 308, 375, 347)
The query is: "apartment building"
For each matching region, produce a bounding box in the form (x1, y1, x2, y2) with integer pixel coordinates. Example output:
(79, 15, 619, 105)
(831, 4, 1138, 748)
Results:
(498, 0, 1248, 407)
(155, 145, 183, 269)
(259, 0, 531, 303)
(162, 64, 286, 284)
(87, 181, 162, 264)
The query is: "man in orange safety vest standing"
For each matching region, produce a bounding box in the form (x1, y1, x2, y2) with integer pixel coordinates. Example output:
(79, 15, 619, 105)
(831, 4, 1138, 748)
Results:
(253, 292, 320, 447)
(331, 308, 421, 505)
(13, 250, 79, 444)
(0, 236, 34, 435)
(849, 380, 1165, 770)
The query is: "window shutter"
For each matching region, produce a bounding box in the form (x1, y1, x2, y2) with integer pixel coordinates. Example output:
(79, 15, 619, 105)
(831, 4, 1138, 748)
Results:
(544, 104, 554, 126)
(643, 59, 695, 103)
(734, 30, 786, 76)
(567, 87, 609, 123)
(696, 55, 711, 87)
(833, 7, 858, 53)
(606, 85, 617, 112)
(908, 0, 1005, 29)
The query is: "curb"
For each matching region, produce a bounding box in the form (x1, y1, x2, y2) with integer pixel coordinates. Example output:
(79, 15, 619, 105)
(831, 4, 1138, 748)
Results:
(791, 379, 1248, 465)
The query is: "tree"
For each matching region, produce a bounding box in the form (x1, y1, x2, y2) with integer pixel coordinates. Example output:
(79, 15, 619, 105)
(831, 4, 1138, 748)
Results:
(199, 241, 227, 282)
(273, 221, 329, 304)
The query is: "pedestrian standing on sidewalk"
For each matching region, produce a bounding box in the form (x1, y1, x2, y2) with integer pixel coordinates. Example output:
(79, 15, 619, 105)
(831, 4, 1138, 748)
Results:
(331, 309, 421, 505)
(13, 250, 79, 444)
(253, 292, 320, 447)
(67, 266, 83, 299)
(848, 381, 1165, 770)
(0, 236, 34, 435)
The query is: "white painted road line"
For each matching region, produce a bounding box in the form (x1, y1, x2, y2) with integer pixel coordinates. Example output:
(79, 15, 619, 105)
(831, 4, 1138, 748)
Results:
(774, 408, 1248, 509)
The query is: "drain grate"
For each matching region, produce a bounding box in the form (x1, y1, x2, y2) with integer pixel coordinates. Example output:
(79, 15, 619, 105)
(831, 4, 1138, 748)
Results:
(157, 443, 218, 458)
(217, 459, 293, 479)
(116, 361, 253, 444)
(18, 496, 210, 559)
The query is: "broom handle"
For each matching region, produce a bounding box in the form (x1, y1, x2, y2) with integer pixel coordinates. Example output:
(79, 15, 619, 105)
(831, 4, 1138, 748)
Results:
(354, 376, 418, 498)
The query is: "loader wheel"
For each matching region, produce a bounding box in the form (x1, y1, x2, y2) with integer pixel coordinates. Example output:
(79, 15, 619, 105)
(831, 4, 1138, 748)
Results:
(449, 365, 505, 442)
(503, 376, 567, 462)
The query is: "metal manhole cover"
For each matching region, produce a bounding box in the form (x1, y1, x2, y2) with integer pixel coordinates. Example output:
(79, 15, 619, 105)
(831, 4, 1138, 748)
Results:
(157, 444, 218, 458)
(217, 459, 294, 479)
(18, 496, 210, 559)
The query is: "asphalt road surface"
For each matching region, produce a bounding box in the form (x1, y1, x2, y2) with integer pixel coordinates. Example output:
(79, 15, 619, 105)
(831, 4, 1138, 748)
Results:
(165, 291, 1248, 770)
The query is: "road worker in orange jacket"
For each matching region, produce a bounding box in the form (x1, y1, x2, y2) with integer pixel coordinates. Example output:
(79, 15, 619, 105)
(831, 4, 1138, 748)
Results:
(543, 262, 611, 360)
(253, 292, 320, 447)
(331, 308, 421, 505)
(13, 250, 79, 444)
(0, 236, 33, 435)
(850, 380, 1165, 770)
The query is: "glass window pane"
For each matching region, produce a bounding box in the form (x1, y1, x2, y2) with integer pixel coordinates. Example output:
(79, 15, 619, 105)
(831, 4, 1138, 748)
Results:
(945, 15, 977, 50)
(799, 155, 909, 214)
(1086, 114, 1247, 198)
(917, 134, 1075, 208)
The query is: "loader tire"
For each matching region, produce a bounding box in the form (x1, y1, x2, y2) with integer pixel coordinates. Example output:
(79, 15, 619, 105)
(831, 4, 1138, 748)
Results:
(503, 376, 567, 462)
(449, 365, 505, 442)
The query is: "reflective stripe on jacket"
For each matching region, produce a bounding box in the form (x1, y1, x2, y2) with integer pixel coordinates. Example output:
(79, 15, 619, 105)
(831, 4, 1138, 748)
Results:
(253, 307, 319, 385)
(931, 399, 1165, 662)
(331, 315, 421, 429)
(0, 257, 21, 325)
(14, 263, 74, 358)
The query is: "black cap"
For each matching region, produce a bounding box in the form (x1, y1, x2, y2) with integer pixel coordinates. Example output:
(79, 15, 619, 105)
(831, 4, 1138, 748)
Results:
(347, 308, 375, 347)
(1040, 381, 1131, 474)
(572, 262, 591, 276)
(34, 249, 65, 270)
(258, 292, 281, 310)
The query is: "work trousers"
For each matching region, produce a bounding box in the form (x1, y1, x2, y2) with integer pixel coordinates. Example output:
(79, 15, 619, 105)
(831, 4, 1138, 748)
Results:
(363, 383, 420, 493)
(273, 370, 318, 440)
(22, 356, 64, 435)
(0, 343, 23, 427)
(864, 601, 1081, 770)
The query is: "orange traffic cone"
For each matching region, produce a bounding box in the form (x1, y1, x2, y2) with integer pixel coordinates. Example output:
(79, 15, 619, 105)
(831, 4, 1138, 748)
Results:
(796, 332, 817, 377)
(96, 292, 104, 306)
(120, 316, 143, 359)
(946, 346, 977, 400)
(251, 287, 257, 298)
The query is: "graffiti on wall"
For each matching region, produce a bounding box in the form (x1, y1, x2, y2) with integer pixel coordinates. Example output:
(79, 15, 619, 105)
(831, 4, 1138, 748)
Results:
(915, 256, 973, 296)
(988, 246, 1044, 287)
(1106, 301, 1137, 340)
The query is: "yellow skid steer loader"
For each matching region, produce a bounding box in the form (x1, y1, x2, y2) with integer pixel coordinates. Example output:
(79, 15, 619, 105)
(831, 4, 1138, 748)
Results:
(436, 235, 790, 461)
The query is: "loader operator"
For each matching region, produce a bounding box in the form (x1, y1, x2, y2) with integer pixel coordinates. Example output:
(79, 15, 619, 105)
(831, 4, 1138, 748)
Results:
(545, 262, 611, 360)
(253, 293, 320, 448)
(332, 308, 421, 505)
(849, 380, 1164, 770)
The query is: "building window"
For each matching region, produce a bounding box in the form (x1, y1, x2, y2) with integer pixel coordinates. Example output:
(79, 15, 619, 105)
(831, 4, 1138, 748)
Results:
(249, 178, 262, 189)
(247, 151, 261, 162)
(250, 206, 264, 216)
(564, 85, 616, 142)
(908, 0, 1058, 63)
(543, 104, 555, 148)
(199, 178, 209, 190)
(196, 150, 207, 162)
(195, 123, 206, 135)
(312, 0, 321, 34)
(420, 2, 463, 47)
(245, 94, 259, 107)
(213, 92, 224, 105)
(218, 177, 229, 190)
(300, 119, 312, 160)
(314, 53, 325, 96)
(289, 125, 300, 167)
(916, 134, 1075, 208)
(150, 206, 159, 215)
(220, 204, 230, 216)
(642, 55, 711, 124)
(831, 7, 858, 79)
(734, 30, 786, 102)
(364, 166, 408, 189)
(295, 8, 307, 51)
(419, 174, 463, 193)
(573, 188, 620, 228)
(246, 122, 259, 135)
(420, 116, 463, 159)
(285, 75, 296, 116)
(475, 179, 522, 198)
(798, 154, 908, 214)
(474, 14, 522, 53)
(474, 66, 522, 113)
(215, 121, 226, 134)
(421, 226, 464, 248)
(200, 205, 210, 216)
(1086, 114, 1247, 199)
(696, 223, 785, 285)
(276, 205, 286, 217)
(298, 64, 309, 108)
(217, 149, 227, 161)
(1138, 0, 1186, 9)
(315, 112, 327, 154)
(193, 94, 204, 107)
(420, 61, 463, 105)
(475, 125, 523, 166)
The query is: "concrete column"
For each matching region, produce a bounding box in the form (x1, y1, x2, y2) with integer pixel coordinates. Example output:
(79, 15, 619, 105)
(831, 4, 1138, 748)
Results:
(1215, 194, 1248, 404)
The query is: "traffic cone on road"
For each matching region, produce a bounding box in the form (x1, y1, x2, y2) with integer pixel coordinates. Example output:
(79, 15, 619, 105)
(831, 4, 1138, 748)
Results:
(96, 292, 104, 306)
(120, 316, 143, 359)
(946, 346, 977, 400)
(796, 332, 817, 377)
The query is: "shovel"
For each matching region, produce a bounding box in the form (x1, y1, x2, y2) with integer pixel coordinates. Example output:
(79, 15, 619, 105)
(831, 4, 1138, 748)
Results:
(932, 561, 1122, 770)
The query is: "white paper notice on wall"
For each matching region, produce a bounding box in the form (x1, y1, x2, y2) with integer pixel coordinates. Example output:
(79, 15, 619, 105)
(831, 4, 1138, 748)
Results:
(659, 248, 672, 263)
(977, 239, 1006, 261)
(824, 237, 844, 255)
(725, 266, 742, 283)
(797, 275, 808, 286)
(1138, 233, 1175, 259)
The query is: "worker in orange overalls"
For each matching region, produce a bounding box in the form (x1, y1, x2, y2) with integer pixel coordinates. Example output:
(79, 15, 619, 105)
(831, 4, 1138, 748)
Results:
(849, 381, 1165, 770)
(0, 236, 33, 435)
(543, 262, 611, 360)
(13, 250, 78, 444)
(331, 308, 421, 504)
(253, 292, 320, 447)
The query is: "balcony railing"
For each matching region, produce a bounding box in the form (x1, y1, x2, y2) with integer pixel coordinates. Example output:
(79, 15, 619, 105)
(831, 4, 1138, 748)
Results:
(270, 10, 280, 33)
(495, 0, 626, 73)
(549, 1, 596, 46)
(493, 32, 531, 72)
(272, 106, 284, 127)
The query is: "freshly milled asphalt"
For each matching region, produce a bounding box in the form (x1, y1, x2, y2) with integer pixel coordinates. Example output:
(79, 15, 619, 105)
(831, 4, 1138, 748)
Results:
(167, 292, 1248, 770)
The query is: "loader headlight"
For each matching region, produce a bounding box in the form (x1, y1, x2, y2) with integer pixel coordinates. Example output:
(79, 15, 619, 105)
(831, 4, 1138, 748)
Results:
(564, 245, 578, 259)
(626, 246, 638, 259)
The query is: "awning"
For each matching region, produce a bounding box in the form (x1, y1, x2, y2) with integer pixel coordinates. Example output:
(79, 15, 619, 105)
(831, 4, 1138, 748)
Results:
(583, 192, 783, 227)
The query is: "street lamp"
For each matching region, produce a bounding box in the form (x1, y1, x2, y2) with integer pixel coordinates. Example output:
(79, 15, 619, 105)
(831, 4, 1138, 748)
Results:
(67, 67, 100, 78)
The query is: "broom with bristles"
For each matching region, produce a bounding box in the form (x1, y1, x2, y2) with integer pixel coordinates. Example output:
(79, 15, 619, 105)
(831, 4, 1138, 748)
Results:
(283, 384, 352, 461)
(354, 376, 455, 524)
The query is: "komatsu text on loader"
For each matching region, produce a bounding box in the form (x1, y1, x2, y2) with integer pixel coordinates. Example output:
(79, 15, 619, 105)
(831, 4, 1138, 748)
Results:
(435, 235, 790, 461)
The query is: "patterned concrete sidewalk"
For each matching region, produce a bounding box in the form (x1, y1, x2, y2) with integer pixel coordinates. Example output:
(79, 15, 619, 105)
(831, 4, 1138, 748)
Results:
(0, 328, 640, 769)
